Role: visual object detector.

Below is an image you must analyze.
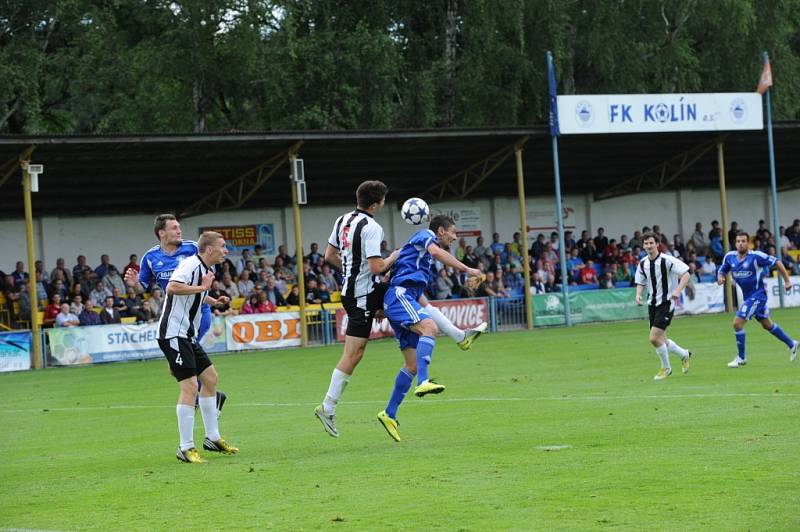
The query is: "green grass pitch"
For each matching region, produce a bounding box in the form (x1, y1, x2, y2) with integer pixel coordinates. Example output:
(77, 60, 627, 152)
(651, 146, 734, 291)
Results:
(2, 309, 800, 530)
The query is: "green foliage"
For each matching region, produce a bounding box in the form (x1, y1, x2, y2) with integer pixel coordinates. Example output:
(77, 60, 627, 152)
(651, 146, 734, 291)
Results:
(2, 309, 800, 529)
(1, 0, 799, 133)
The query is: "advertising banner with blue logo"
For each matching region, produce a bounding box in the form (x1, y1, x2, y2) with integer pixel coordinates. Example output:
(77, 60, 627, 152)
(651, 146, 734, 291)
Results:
(199, 224, 276, 255)
(47, 321, 228, 366)
(0, 331, 32, 372)
(557, 93, 763, 134)
(764, 276, 800, 309)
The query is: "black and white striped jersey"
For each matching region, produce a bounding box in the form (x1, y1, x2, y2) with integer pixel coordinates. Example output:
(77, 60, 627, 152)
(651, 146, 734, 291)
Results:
(157, 255, 209, 340)
(328, 209, 383, 302)
(635, 253, 690, 308)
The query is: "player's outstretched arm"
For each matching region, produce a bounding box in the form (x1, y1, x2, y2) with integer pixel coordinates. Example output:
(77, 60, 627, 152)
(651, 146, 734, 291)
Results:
(672, 272, 691, 300)
(367, 249, 399, 275)
(775, 261, 793, 291)
(324, 244, 342, 270)
(428, 245, 480, 277)
(167, 272, 214, 295)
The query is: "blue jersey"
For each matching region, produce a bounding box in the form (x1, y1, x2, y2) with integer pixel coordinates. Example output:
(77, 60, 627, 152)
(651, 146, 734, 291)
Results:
(139, 240, 199, 292)
(718, 250, 776, 299)
(390, 229, 438, 288)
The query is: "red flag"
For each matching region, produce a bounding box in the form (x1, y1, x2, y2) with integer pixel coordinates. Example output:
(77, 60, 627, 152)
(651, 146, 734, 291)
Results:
(757, 59, 773, 94)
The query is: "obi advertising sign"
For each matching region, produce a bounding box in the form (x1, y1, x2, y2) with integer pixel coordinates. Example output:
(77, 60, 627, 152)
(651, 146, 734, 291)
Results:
(335, 298, 489, 342)
(225, 312, 302, 351)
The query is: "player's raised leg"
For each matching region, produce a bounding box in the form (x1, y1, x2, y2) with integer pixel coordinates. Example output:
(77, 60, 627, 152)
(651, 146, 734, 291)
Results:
(758, 314, 799, 362)
(665, 338, 692, 374)
(421, 297, 487, 351)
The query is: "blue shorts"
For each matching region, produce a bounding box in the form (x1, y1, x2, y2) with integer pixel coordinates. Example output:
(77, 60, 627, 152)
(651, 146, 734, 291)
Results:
(384, 284, 430, 350)
(737, 295, 769, 321)
(198, 304, 212, 340)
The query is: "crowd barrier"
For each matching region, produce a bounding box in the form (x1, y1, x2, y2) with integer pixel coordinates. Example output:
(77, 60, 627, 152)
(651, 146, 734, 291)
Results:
(3, 276, 797, 371)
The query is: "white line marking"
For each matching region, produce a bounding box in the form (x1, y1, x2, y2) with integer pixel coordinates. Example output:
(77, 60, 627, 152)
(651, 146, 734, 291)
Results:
(4, 393, 798, 414)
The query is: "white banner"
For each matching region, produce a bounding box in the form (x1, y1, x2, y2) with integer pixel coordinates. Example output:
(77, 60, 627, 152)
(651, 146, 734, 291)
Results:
(764, 276, 800, 308)
(0, 331, 32, 372)
(47, 322, 163, 365)
(432, 206, 482, 237)
(225, 312, 302, 351)
(675, 282, 725, 315)
(557, 93, 762, 134)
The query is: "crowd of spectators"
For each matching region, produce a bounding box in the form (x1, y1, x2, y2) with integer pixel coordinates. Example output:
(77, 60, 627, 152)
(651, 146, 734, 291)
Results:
(422, 218, 800, 300)
(3, 218, 799, 330)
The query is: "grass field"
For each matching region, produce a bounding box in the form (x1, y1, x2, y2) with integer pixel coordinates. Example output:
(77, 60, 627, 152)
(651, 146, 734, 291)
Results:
(3, 309, 800, 530)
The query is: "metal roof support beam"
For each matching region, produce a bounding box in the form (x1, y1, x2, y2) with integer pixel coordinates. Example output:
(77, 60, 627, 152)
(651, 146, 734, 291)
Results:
(421, 137, 529, 202)
(594, 138, 722, 201)
(777, 175, 800, 192)
(180, 141, 303, 218)
(0, 145, 36, 189)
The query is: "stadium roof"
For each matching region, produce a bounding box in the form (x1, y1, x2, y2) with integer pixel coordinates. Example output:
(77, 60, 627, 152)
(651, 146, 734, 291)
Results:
(1, 123, 799, 219)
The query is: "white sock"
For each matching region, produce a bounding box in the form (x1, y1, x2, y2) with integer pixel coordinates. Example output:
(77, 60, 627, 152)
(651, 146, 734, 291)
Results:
(425, 304, 466, 343)
(667, 339, 689, 359)
(655, 344, 670, 369)
(176, 404, 195, 451)
(323, 368, 351, 414)
(198, 396, 221, 441)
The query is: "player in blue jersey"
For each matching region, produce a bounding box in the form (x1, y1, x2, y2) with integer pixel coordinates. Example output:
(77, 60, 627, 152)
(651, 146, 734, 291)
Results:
(377, 214, 482, 442)
(124, 214, 230, 412)
(717, 231, 798, 368)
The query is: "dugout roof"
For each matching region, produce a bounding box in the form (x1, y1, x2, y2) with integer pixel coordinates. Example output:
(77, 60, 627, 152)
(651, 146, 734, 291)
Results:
(1, 124, 799, 219)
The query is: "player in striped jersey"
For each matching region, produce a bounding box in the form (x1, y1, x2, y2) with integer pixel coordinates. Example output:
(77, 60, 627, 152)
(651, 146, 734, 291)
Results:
(124, 214, 229, 414)
(717, 231, 797, 368)
(314, 181, 486, 438)
(157, 231, 238, 463)
(634, 233, 693, 380)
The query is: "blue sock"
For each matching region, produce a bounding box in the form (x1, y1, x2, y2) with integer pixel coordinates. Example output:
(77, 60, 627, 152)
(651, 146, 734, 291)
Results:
(735, 329, 746, 359)
(416, 336, 436, 384)
(769, 323, 795, 348)
(385, 368, 414, 419)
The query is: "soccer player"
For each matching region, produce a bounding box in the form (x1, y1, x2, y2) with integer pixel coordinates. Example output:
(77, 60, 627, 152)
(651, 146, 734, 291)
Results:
(124, 214, 228, 414)
(377, 214, 482, 442)
(158, 231, 238, 463)
(314, 182, 486, 438)
(635, 232, 693, 380)
(717, 231, 798, 368)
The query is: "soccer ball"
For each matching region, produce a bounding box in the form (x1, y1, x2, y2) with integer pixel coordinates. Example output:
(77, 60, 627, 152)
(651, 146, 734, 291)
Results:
(401, 197, 429, 225)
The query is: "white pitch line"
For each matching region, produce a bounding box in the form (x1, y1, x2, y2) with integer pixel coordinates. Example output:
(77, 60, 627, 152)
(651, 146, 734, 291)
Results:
(4, 392, 799, 414)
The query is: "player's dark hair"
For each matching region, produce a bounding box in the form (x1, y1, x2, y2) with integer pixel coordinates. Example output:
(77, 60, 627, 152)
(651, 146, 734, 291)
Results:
(198, 231, 223, 252)
(154, 214, 177, 239)
(642, 232, 658, 244)
(356, 180, 388, 209)
(429, 214, 456, 234)
(736, 230, 750, 239)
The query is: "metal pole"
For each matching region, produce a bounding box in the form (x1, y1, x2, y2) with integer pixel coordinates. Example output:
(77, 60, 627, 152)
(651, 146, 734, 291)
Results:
(515, 146, 533, 330)
(21, 161, 42, 368)
(717, 142, 733, 313)
(289, 155, 307, 347)
(547, 51, 571, 326)
(763, 51, 784, 308)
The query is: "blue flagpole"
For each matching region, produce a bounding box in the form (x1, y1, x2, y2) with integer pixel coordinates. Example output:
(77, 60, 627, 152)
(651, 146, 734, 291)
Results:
(763, 51, 784, 308)
(547, 51, 571, 326)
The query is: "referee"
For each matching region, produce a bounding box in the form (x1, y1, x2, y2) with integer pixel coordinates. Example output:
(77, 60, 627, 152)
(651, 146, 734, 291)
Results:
(635, 232, 693, 380)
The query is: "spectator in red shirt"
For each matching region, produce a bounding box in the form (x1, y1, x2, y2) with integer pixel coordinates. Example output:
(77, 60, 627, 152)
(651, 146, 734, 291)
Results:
(122, 254, 140, 280)
(43, 294, 62, 327)
(579, 261, 599, 286)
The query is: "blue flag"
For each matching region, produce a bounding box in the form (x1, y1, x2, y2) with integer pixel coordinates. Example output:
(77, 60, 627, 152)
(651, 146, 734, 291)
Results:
(547, 52, 560, 137)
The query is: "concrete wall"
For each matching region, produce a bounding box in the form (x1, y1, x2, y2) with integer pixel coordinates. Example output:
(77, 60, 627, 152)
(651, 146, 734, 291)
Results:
(2, 186, 799, 272)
